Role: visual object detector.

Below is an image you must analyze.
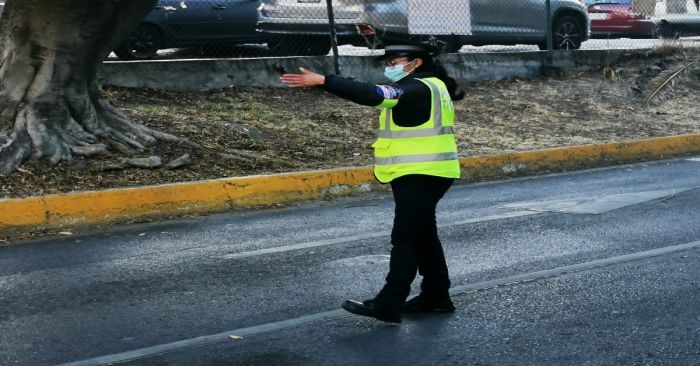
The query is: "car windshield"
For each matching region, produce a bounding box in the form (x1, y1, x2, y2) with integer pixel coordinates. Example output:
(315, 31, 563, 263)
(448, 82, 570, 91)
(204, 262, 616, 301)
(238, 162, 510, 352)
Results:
(585, 0, 633, 4)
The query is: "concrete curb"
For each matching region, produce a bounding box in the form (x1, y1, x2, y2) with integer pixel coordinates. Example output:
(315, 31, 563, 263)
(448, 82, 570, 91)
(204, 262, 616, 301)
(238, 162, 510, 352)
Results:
(1, 134, 699, 235)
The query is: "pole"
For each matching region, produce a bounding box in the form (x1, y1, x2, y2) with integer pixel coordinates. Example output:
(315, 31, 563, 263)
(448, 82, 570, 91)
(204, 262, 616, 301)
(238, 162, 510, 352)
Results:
(325, 0, 341, 75)
(545, 0, 554, 66)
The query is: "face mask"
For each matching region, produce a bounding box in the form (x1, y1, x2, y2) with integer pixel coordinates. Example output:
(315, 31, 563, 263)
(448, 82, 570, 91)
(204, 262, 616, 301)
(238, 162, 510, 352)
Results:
(384, 63, 411, 82)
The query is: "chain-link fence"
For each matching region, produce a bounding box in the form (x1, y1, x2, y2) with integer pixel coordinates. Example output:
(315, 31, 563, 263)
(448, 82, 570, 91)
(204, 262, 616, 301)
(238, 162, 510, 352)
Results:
(110, 0, 700, 63)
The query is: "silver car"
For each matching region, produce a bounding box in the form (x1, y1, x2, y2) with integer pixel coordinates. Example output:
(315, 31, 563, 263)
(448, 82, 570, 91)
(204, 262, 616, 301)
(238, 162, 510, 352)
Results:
(257, 0, 366, 55)
(258, 0, 591, 53)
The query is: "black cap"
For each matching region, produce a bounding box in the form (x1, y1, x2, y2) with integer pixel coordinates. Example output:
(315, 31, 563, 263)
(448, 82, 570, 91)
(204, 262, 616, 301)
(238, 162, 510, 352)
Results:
(376, 42, 441, 61)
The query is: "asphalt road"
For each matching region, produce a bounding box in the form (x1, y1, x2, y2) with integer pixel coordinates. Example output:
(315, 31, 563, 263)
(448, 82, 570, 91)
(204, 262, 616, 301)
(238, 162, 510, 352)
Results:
(1, 157, 699, 366)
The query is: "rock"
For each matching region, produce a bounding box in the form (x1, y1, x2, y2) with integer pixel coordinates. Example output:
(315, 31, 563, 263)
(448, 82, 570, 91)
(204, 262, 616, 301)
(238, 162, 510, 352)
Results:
(645, 65, 663, 76)
(101, 162, 126, 171)
(224, 122, 271, 144)
(121, 156, 162, 169)
(217, 152, 254, 164)
(165, 154, 192, 170)
(247, 127, 271, 144)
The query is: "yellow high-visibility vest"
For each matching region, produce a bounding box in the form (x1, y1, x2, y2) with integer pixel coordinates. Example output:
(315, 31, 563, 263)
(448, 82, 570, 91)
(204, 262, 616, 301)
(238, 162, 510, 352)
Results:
(372, 77, 461, 184)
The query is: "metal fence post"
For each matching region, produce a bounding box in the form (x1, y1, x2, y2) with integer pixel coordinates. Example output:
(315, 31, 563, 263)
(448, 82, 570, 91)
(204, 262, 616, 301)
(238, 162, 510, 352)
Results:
(545, 0, 554, 66)
(325, 0, 341, 75)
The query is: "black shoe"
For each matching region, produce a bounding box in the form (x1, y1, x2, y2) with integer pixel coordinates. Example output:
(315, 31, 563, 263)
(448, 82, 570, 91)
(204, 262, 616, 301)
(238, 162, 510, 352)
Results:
(401, 295, 456, 313)
(341, 299, 402, 323)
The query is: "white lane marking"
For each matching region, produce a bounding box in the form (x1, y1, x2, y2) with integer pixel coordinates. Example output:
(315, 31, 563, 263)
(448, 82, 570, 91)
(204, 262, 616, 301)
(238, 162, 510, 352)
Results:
(505, 188, 694, 214)
(688, 157, 700, 162)
(212, 211, 539, 260)
(58, 240, 700, 366)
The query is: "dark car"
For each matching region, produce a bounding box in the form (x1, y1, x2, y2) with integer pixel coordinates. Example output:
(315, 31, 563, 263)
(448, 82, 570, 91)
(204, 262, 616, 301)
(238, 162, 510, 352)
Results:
(115, 0, 263, 60)
(586, 0, 659, 38)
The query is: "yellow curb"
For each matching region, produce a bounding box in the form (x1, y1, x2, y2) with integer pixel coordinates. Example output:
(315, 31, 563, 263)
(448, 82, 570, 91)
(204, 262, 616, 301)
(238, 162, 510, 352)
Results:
(458, 133, 700, 179)
(1, 134, 699, 235)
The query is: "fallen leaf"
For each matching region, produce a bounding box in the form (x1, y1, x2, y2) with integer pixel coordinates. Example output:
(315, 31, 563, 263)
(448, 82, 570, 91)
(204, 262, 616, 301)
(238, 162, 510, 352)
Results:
(59, 231, 73, 236)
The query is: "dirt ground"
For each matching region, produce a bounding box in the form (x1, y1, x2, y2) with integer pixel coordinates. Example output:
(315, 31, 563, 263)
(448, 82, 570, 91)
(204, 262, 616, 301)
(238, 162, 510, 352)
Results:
(1, 49, 698, 199)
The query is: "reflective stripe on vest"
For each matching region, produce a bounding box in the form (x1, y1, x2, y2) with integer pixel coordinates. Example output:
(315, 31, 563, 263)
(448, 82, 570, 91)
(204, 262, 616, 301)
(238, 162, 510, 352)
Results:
(375, 152, 459, 166)
(373, 77, 461, 183)
(378, 126, 454, 139)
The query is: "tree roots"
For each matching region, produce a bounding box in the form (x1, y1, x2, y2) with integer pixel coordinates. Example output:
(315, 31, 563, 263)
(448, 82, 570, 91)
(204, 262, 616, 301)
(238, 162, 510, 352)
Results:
(0, 92, 197, 175)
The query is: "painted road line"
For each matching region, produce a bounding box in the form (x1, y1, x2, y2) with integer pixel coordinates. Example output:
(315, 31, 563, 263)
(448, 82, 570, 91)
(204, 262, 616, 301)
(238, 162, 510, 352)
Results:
(212, 211, 540, 260)
(504, 188, 695, 215)
(57, 240, 700, 366)
(688, 157, 700, 162)
(449, 240, 700, 295)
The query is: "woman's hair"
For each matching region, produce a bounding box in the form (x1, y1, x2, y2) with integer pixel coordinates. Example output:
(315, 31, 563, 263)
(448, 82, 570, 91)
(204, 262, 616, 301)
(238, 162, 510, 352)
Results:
(412, 54, 465, 101)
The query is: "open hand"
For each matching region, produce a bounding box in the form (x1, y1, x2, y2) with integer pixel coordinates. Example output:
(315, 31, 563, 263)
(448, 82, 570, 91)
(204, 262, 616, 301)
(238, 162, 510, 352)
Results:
(280, 67, 325, 88)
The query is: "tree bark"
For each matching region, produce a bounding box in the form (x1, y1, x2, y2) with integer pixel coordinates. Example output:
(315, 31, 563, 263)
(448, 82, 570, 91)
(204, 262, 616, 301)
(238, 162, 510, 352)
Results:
(0, 0, 187, 175)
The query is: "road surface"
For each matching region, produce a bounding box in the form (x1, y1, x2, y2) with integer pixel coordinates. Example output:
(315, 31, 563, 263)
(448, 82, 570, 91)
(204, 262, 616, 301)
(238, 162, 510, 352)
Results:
(1, 157, 699, 365)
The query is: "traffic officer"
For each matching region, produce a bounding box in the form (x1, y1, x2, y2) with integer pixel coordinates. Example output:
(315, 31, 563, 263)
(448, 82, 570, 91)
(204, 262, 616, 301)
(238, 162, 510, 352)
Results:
(281, 43, 465, 323)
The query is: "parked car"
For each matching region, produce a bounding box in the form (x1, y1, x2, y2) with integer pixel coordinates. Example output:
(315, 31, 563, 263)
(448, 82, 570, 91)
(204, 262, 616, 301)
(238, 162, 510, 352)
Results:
(257, 0, 591, 52)
(115, 0, 264, 60)
(586, 0, 659, 38)
(655, 0, 700, 38)
(256, 0, 363, 55)
(0, 1, 4, 15)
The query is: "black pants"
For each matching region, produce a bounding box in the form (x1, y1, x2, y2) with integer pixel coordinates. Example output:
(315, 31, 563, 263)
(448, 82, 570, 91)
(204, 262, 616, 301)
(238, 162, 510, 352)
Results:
(375, 174, 454, 311)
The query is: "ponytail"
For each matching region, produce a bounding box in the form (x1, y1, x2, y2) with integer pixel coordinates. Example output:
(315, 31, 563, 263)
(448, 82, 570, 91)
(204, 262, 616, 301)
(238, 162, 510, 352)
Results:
(413, 55, 465, 101)
(434, 59, 465, 101)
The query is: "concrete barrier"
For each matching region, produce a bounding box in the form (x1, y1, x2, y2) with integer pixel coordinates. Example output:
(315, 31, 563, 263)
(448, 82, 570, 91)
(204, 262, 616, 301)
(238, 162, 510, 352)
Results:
(2, 134, 699, 236)
(98, 50, 630, 91)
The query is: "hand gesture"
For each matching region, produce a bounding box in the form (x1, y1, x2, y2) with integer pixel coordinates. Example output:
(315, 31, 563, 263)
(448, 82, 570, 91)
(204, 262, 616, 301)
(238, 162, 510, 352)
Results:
(280, 67, 325, 88)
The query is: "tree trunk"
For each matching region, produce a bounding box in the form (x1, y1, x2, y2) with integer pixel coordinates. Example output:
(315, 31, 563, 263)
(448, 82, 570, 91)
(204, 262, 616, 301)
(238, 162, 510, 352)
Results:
(0, 0, 187, 175)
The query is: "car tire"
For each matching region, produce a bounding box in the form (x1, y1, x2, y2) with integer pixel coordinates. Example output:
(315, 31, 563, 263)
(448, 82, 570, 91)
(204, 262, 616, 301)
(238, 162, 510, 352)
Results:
(552, 15, 584, 50)
(269, 36, 331, 56)
(114, 24, 163, 60)
(655, 21, 676, 39)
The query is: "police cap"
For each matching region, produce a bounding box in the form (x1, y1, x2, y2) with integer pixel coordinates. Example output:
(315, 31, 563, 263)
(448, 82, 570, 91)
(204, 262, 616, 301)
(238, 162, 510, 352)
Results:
(377, 42, 441, 61)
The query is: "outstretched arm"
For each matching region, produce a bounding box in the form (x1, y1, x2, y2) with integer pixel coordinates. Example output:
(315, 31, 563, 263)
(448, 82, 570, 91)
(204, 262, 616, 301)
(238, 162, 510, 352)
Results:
(281, 67, 386, 107)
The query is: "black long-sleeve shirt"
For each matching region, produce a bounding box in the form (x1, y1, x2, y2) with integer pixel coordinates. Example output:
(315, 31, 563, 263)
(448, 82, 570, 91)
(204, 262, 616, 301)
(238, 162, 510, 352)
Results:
(322, 71, 437, 127)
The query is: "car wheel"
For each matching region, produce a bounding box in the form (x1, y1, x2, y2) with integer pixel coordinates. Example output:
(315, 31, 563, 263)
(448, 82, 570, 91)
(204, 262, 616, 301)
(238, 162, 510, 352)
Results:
(114, 24, 163, 60)
(655, 21, 676, 39)
(269, 37, 331, 56)
(552, 15, 584, 50)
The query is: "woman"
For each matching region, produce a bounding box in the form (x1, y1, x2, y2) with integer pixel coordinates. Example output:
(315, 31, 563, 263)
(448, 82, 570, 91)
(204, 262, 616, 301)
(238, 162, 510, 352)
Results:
(281, 43, 465, 324)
